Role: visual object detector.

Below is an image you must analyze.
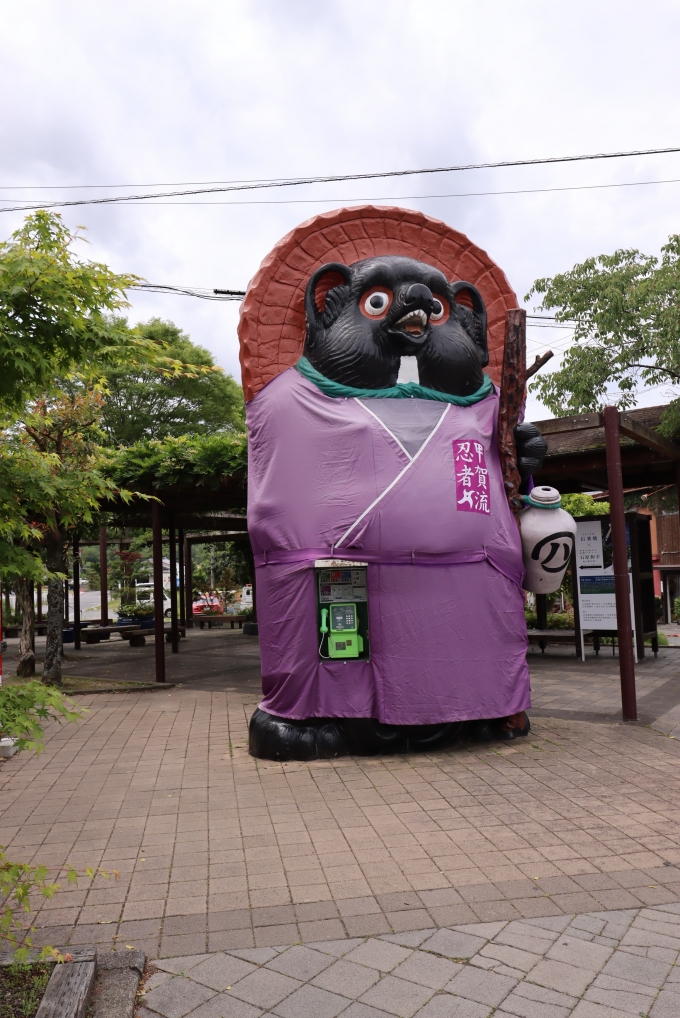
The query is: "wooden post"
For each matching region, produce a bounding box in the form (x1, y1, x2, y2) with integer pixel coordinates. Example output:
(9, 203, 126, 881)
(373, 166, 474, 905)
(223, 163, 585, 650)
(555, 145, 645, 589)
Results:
(178, 528, 185, 626)
(498, 309, 527, 516)
(571, 551, 584, 659)
(169, 515, 179, 654)
(603, 406, 637, 721)
(30, 581, 35, 652)
(184, 535, 193, 628)
(73, 535, 81, 650)
(99, 526, 108, 628)
(536, 593, 547, 653)
(152, 501, 166, 683)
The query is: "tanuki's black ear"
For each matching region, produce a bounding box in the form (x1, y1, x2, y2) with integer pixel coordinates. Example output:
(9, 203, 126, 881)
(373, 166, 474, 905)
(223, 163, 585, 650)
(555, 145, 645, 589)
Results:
(450, 281, 488, 367)
(305, 263, 352, 332)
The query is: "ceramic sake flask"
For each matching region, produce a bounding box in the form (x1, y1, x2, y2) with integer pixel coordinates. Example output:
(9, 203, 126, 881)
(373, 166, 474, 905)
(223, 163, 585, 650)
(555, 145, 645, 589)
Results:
(518, 486, 577, 593)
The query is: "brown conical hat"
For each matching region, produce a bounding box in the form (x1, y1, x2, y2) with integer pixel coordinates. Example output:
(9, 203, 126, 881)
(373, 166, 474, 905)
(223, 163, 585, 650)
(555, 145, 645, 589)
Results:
(238, 205, 517, 401)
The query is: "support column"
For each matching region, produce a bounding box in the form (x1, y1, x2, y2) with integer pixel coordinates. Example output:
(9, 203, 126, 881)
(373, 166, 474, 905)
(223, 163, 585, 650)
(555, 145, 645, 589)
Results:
(99, 526, 108, 627)
(536, 593, 547, 653)
(152, 501, 166, 683)
(178, 528, 185, 626)
(73, 535, 81, 650)
(604, 406, 637, 721)
(169, 514, 179, 653)
(184, 536, 193, 628)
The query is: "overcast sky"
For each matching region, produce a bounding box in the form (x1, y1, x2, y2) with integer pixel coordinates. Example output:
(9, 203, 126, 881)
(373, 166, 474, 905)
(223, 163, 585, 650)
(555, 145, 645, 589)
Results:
(2, 0, 680, 420)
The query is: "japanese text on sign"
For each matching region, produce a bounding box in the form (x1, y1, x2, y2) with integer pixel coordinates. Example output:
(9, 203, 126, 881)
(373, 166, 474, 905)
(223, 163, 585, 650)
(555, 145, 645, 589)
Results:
(453, 439, 490, 514)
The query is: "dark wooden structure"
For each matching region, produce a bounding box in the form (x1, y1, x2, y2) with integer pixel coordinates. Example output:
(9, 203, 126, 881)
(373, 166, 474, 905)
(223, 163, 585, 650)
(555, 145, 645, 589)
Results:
(654, 512, 680, 622)
(67, 474, 248, 683)
(533, 404, 680, 722)
(534, 405, 680, 493)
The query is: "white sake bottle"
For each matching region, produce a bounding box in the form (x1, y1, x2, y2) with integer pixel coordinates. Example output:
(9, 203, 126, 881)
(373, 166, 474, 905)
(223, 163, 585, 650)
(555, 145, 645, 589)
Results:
(518, 486, 577, 593)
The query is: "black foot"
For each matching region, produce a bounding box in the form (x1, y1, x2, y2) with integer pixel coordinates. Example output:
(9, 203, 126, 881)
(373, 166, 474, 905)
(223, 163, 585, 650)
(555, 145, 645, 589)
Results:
(249, 708, 347, 761)
(249, 711, 465, 760)
(468, 712, 531, 744)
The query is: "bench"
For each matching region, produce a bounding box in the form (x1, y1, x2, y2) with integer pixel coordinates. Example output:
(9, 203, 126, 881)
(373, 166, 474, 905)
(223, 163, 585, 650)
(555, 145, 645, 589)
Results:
(193, 615, 245, 630)
(526, 628, 590, 655)
(84, 625, 186, 646)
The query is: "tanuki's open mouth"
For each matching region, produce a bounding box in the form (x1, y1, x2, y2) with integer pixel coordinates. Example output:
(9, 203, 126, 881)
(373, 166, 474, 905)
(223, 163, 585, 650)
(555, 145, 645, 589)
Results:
(394, 308, 428, 337)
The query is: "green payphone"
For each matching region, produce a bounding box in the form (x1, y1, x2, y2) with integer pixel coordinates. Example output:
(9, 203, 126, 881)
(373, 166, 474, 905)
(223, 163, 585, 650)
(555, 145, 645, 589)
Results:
(321, 603, 364, 659)
(315, 560, 370, 661)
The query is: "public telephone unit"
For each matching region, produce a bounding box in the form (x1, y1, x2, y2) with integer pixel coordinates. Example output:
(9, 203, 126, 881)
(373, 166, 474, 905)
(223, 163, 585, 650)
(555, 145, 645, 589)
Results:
(314, 560, 370, 661)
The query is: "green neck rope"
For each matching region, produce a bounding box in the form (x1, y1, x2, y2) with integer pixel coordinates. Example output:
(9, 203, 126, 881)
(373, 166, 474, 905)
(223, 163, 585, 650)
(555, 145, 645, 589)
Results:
(296, 356, 494, 405)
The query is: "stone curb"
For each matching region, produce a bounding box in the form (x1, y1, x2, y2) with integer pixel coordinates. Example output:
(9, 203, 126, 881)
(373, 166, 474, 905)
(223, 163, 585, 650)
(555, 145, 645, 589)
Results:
(65, 683, 176, 694)
(90, 950, 146, 1018)
(0, 946, 145, 1018)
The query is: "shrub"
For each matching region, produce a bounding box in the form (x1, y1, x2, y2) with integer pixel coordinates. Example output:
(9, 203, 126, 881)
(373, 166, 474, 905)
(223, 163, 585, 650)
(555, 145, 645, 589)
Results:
(0, 682, 82, 755)
(118, 601, 155, 619)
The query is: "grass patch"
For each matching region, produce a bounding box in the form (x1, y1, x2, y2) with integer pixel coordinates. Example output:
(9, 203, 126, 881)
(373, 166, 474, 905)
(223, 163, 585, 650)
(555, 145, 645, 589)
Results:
(5, 675, 148, 692)
(0, 962, 51, 1018)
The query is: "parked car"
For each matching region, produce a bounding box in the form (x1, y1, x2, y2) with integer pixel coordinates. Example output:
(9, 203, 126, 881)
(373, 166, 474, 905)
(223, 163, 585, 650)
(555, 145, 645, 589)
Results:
(132, 583, 172, 618)
(192, 594, 224, 616)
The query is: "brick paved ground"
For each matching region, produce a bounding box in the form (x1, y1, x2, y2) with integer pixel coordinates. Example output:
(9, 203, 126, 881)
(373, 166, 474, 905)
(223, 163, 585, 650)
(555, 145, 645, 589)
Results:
(1, 630, 680, 966)
(137, 905, 680, 1018)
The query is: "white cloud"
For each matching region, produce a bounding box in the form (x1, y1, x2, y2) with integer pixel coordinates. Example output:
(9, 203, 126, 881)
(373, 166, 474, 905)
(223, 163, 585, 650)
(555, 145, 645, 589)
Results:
(2, 0, 680, 419)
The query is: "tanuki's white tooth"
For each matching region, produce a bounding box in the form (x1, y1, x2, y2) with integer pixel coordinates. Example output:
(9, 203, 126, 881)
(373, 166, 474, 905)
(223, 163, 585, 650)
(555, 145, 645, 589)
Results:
(396, 309, 428, 327)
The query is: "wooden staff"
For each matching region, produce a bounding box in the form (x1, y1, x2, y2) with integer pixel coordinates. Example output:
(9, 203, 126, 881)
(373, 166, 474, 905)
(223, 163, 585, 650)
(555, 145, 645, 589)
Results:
(497, 309, 526, 517)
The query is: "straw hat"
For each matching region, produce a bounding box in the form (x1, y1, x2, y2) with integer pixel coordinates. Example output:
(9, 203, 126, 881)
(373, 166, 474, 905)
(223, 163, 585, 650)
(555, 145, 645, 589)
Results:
(238, 205, 517, 401)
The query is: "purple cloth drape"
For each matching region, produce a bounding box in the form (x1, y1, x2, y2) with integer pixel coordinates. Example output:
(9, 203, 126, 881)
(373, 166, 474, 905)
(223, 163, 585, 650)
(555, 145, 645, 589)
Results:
(247, 368, 531, 724)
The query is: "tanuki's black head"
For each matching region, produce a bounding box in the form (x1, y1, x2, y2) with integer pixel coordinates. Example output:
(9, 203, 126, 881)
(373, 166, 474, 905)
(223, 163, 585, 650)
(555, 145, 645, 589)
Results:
(303, 255, 488, 395)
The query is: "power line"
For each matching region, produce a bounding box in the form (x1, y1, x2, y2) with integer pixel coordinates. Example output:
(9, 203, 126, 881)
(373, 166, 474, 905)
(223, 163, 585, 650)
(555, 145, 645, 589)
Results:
(130, 283, 245, 300)
(2, 144, 680, 214)
(5, 174, 678, 214)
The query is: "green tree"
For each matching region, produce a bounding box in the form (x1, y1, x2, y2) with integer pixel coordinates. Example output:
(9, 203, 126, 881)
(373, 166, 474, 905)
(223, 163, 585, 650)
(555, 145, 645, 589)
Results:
(527, 235, 680, 435)
(0, 211, 144, 410)
(12, 385, 134, 684)
(100, 319, 244, 445)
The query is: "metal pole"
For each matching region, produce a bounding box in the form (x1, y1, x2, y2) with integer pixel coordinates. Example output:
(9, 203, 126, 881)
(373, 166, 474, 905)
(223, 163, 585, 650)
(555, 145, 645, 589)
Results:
(178, 528, 185, 626)
(169, 514, 179, 653)
(184, 535, 193, 629)
(36, 583, 43, 623)
(99, 525, 108, 628)
(73, 535, 81, 650)
(603, 406, 637, 720)
(152, 501, 166, 683)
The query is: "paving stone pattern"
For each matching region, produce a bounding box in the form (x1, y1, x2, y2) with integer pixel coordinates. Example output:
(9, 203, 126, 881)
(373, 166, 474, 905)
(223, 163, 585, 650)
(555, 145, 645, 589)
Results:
(3, 653, 680, 959)
(527, 645, 680, 723)
(136, 906, 680, 1018)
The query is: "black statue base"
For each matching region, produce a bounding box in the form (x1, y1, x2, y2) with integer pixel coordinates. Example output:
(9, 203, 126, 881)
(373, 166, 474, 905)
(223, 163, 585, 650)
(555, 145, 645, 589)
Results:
(248, 708, 529, 762)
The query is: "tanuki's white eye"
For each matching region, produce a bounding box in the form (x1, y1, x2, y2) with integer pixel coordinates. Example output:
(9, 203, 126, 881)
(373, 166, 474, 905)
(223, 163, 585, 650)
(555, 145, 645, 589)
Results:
(431, 298, 445, 321)
(364, 291, 390, 316)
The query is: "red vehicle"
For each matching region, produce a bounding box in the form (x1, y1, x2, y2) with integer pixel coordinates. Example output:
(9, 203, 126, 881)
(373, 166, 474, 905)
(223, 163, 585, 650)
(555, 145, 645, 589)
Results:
(192, 595, 224, 616)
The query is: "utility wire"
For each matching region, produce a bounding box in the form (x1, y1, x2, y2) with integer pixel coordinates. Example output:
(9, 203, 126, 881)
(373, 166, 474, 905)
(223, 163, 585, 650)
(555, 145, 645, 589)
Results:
(130, 283, 245, 300)
(5, 175, 678, 213)
(2, 144, 680, 214)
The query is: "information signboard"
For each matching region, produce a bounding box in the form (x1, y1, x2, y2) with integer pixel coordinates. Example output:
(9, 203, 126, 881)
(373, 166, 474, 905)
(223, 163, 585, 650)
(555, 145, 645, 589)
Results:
(575, 519, 638, 660)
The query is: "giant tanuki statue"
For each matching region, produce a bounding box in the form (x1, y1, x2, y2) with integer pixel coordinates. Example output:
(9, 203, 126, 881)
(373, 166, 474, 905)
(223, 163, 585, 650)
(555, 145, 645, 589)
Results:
(239, 207, 546, 761)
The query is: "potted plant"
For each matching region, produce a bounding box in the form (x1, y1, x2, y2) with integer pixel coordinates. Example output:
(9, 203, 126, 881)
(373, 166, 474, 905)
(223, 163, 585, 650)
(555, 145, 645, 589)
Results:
(116, 601, 156, 629)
